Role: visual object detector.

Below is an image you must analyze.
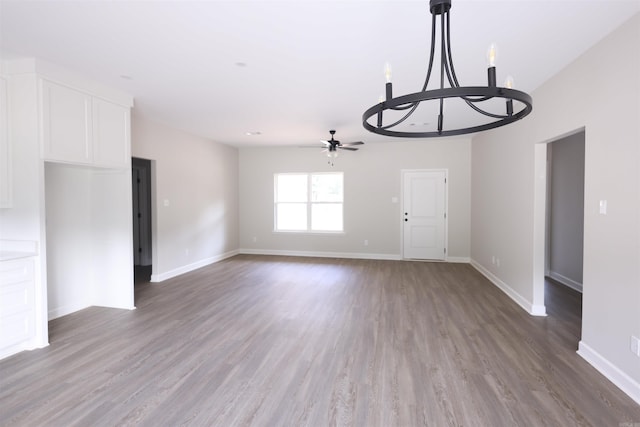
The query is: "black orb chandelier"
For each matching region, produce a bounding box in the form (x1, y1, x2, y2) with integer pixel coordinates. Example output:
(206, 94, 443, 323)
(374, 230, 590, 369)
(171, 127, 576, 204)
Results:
(362, 0, 533, 138)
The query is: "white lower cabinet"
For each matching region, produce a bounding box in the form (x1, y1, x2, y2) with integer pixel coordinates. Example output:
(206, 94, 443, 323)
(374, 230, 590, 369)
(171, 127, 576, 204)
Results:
(0, 257, 35, 358)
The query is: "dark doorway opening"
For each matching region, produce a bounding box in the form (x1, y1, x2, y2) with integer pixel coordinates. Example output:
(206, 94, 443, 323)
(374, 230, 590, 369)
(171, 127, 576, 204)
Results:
(544, 129, 585, 348)
(132, 157, 152, 284)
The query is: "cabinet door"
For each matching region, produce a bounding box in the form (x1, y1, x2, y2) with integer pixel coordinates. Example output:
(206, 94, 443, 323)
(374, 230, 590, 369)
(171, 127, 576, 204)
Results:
(0, 258, 35, 357)
(92, 98, 130, 168)
(41, 80, 92, 164)
(0, 75, 11, 208)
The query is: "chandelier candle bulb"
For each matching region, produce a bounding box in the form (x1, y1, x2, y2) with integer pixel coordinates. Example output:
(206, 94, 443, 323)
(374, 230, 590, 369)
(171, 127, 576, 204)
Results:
(504, 75, 514, 89)
(384, 62, 393, 101)
(487, 43, 497, 86)
(487, 43, 498, 67)
(505, 75, 514, 116)
(384, 62, 392, 83)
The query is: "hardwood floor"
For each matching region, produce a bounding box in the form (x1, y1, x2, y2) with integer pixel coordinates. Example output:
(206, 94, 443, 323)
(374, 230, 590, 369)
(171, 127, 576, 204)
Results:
(1, 256, 638, 426)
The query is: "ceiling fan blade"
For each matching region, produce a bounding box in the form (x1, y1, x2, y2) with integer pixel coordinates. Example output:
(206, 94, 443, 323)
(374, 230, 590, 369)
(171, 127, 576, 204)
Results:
(320, 140, 331, 146)
(341, 141, 364, 146)
(338, 146, 358, 151)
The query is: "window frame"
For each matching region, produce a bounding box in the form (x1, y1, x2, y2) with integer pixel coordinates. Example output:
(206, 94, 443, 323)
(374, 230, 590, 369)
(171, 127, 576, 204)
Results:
(274, 172, 344, 233)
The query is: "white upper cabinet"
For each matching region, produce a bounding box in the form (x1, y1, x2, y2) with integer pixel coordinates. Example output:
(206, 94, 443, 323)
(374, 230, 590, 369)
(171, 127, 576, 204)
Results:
(41, 79, 130, 168)
(0, 75, 11, 208)
(92, 97, 130, 168)
(42, 80, 92, 164)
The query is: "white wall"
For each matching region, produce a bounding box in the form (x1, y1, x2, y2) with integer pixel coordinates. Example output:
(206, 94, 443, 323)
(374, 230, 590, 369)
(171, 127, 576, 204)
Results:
(44, 163, 93, 318)
(239, 139, 470, 260)
(131, 114, 240, 281)
(548, 132, 585, 290)
(90, 168, 135, 310)
(45, 163, 135, 319)
(471, 14, 640, 401)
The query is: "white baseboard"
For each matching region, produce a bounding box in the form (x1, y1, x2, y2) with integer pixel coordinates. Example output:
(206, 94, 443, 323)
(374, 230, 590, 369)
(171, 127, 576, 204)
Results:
(446, 256, 470, 263)
(547, 271, 583, 293)
(577, 341, 640, 405)
(470, 259, 546, 316)
(151, 250, 239, 282)
(2, 339, 50, 361)
(49, 301, 134, 320)
(48, 300, 91, 320)
(238, 248, 403, 261)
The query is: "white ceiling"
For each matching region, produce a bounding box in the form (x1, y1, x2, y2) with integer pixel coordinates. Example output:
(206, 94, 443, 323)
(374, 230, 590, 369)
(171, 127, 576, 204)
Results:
(1, 0, 638, 147)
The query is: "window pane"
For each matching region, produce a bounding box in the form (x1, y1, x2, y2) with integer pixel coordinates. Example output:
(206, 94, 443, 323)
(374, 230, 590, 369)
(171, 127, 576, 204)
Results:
(311, 203, 343, 231)
(276, 203, 307, 230)
(312, 173, 343, 202)
(276, 174, 307, 202)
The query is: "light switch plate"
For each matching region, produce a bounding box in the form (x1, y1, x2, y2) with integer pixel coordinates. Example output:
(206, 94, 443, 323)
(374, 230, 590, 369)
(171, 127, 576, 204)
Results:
(599, 200, 607, 215)
(631, 336, 640, 356)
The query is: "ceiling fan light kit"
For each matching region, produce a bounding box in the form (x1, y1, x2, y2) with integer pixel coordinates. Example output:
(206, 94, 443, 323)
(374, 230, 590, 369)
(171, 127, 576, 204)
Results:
(362, 0, 533, 138)
(320, 130, 364, 166)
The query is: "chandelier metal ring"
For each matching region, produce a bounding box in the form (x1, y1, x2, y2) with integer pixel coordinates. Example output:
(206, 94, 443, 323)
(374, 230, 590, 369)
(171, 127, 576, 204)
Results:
(362, 86, 533, 138)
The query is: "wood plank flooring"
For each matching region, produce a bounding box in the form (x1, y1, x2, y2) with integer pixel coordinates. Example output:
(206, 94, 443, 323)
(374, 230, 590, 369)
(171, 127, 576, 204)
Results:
(1, 255, 639, 426)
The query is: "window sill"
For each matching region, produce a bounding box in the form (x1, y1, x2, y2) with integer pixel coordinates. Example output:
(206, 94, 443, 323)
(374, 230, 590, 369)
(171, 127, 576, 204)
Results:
(273, 230, 345, 236)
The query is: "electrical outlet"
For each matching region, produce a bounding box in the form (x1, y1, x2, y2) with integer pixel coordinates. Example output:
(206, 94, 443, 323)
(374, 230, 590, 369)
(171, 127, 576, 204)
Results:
(364, 239, 369, 246)
(252, 236, 257, 243)
(631, 336, 640, 357)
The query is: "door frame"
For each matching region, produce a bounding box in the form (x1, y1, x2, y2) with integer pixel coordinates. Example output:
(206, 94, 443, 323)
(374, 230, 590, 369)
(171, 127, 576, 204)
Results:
(401, 168, 448, 261)
(533, 127, 586, 316)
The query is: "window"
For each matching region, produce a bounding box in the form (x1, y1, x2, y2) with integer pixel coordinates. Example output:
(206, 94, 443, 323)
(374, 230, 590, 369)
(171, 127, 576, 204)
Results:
(274, 172, 343, 232)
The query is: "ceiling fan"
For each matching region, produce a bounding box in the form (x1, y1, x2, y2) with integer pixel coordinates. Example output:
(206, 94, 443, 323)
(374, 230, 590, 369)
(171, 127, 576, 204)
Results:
(319, 130, 364, 166)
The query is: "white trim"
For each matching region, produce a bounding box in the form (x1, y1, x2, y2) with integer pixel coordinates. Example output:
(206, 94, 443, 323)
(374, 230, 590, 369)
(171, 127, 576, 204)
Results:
(547, 271, 583, 293)
(239, 248, 402, 261)
(4, 58, 133, 107)
(48, 301, 91, 320)
(470, 259, 547, 316)
(0, 341, 48, 361)
(577, 341, 640, 405)
(446, 256, 470, 263)
(150, 250, 239, 282)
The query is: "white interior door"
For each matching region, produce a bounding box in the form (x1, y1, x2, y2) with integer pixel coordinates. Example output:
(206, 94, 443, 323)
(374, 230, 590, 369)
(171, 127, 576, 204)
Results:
(402, 170, 447, 260)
